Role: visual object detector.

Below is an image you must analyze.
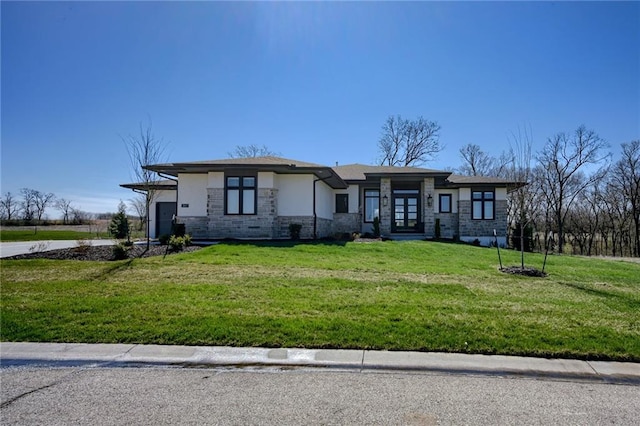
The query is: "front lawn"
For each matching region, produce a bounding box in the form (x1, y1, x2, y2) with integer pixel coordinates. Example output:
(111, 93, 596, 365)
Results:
(1, 241, 638, 361)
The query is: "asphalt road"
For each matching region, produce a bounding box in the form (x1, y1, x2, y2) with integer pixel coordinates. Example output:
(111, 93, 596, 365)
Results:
(2, 366, 639, 425)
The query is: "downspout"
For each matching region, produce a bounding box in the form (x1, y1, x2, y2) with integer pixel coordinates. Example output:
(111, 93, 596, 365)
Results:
(313, 175, 332, 240)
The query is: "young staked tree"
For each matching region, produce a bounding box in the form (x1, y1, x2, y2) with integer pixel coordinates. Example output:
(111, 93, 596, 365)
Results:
(506, 127, 538, 268)
(535, 125, 609, 254)
(378, 115, 442, 167)
(228, 144, 279, 158)
(123, 121, 168, 250)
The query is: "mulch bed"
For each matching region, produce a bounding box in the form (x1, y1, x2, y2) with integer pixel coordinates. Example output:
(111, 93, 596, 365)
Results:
(500, 266, 547, 277)
(6, 245, 202, 261)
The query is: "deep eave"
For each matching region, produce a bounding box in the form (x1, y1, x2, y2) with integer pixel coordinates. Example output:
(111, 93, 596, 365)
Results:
(144, 156, 348, 189)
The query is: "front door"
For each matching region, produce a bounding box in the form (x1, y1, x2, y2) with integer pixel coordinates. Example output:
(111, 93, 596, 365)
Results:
(392, 189, 420, 232)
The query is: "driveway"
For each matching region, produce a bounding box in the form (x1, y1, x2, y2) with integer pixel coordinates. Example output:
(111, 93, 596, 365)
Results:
(0, 239, 116, 258)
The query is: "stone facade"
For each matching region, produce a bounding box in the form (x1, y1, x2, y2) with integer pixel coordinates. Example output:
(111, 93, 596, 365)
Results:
(379, 178, 392, 235)
(276, 216, 331, 239)
(422, 178, 435, 238)
(178, 216, 208, 239)
(434, 213, 459, 240)
(332, 213, 360, 235)
(458, 199, 508, 241)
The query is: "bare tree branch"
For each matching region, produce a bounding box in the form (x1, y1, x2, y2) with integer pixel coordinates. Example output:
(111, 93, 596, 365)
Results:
(228, 144, 279, 158)
(378, 115, 442, 167)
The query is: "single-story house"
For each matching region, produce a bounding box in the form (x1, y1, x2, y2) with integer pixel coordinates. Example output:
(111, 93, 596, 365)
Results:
(121, 156, 519, 246)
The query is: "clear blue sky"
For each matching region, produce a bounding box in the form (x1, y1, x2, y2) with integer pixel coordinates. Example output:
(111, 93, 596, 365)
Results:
(2, 1, 639, 215)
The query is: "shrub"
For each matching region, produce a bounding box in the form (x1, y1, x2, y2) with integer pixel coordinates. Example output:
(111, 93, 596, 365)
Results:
(74, 239, 92, 254)
(183, 234, 192, 246)
(112, 242, 129, 260)
(109, 202, 130, 239)
(289, 223, 302, 240)
(158, 234, 170, 245)
(123, 240, 134, 247)
(168, 235, 185, 251)
(372, 217, 380, 238)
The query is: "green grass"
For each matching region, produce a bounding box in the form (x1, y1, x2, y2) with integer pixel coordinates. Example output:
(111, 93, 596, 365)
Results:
(0, 229, 110, 242)
(1, 241, 639, 361)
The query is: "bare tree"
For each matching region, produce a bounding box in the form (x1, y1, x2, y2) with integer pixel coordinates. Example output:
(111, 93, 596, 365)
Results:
(378, 115, 442, 167)
(55, 198, 73, 224)
(32, 190, 55, 222)
(0, 192, 20, 220)
(535, 125, 610, 253)
(123, 120, 168, 250)
(458, 144, 496, 176)
(20, 188, 37, 222)
(129, 193, 147, 231)
(228, 144, 279, 158)
(610, 140, 640, 256)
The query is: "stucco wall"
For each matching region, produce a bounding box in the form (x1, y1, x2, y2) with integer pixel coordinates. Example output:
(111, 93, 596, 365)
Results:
(315, 180, 333, 220)
(334, 185, 359, 213)
(276, 174, 313, 216)
(177, 173, 207, 217)
(434, 189, 459, 214)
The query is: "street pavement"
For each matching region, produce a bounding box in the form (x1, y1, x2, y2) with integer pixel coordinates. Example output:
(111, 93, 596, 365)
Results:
(0, 239, 116, 258)
(2, 342, 639, 384)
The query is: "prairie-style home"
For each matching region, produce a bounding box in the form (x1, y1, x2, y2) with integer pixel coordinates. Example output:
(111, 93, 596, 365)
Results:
(122, 156, 517, 245)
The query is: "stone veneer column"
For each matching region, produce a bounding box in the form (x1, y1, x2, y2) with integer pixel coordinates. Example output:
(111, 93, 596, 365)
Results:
(423, 178, 435, 238)
(380, 178, 392, 235)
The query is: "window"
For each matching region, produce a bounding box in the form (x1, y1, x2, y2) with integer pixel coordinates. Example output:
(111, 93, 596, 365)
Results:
(472, 191, 494, 220)
(336, 194, 349, 213)
(364, 189, 380, 222)
(226, 175, 256, 215)
(439, 194, 452, 213)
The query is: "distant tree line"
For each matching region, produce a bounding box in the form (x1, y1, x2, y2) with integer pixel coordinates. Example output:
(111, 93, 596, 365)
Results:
(455, 127, 639, 258)
(0, 188, 144, 227)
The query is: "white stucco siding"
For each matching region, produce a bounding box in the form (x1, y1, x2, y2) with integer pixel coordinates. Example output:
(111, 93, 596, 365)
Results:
(208, 172, 224, 189)
(434, 189, 459, 213)
(496, 187, 507, 200)
(334, 185, 359, 213)
(315, 180, 333, 220)
(258, 172, 275, 188)
(276, 174, 314, 216)
(459, 188, 471, 201)
(177, 174, 207, 216)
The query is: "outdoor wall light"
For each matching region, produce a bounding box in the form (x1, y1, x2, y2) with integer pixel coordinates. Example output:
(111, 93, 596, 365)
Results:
(427, 194, 433, 207)
(382, 194, 388, 207)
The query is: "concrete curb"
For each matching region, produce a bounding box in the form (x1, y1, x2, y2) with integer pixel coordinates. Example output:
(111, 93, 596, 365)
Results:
(1, 342, 639, 384)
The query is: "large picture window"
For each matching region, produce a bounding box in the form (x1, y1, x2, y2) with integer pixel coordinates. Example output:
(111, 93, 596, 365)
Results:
(226, 176, 256, 215)
(439, 194, 452, 213)
(472, 191, 494, 220)
(364, 189, 380, 223)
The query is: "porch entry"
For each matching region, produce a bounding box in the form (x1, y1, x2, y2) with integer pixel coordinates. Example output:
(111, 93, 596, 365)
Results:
(392, 188, 421, 232)
(156, 202, 177, 237)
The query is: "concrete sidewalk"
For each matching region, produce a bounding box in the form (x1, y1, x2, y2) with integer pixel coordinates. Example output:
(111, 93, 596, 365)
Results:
(1, 342, 639, 384)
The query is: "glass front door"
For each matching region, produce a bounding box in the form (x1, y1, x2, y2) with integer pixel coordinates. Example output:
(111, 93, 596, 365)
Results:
(392, 189, 420, 232)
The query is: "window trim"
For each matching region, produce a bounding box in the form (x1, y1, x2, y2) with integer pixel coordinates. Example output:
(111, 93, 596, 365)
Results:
(335, 193, 349, 214)
(225, 174, 257, 215)
(471, 190, 495, 220)
(439, 194, 452, 213)
(364, 189, 380, 223)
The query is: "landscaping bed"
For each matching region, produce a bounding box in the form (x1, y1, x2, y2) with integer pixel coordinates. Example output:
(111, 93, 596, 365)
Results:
(6, 244, 201, 261)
